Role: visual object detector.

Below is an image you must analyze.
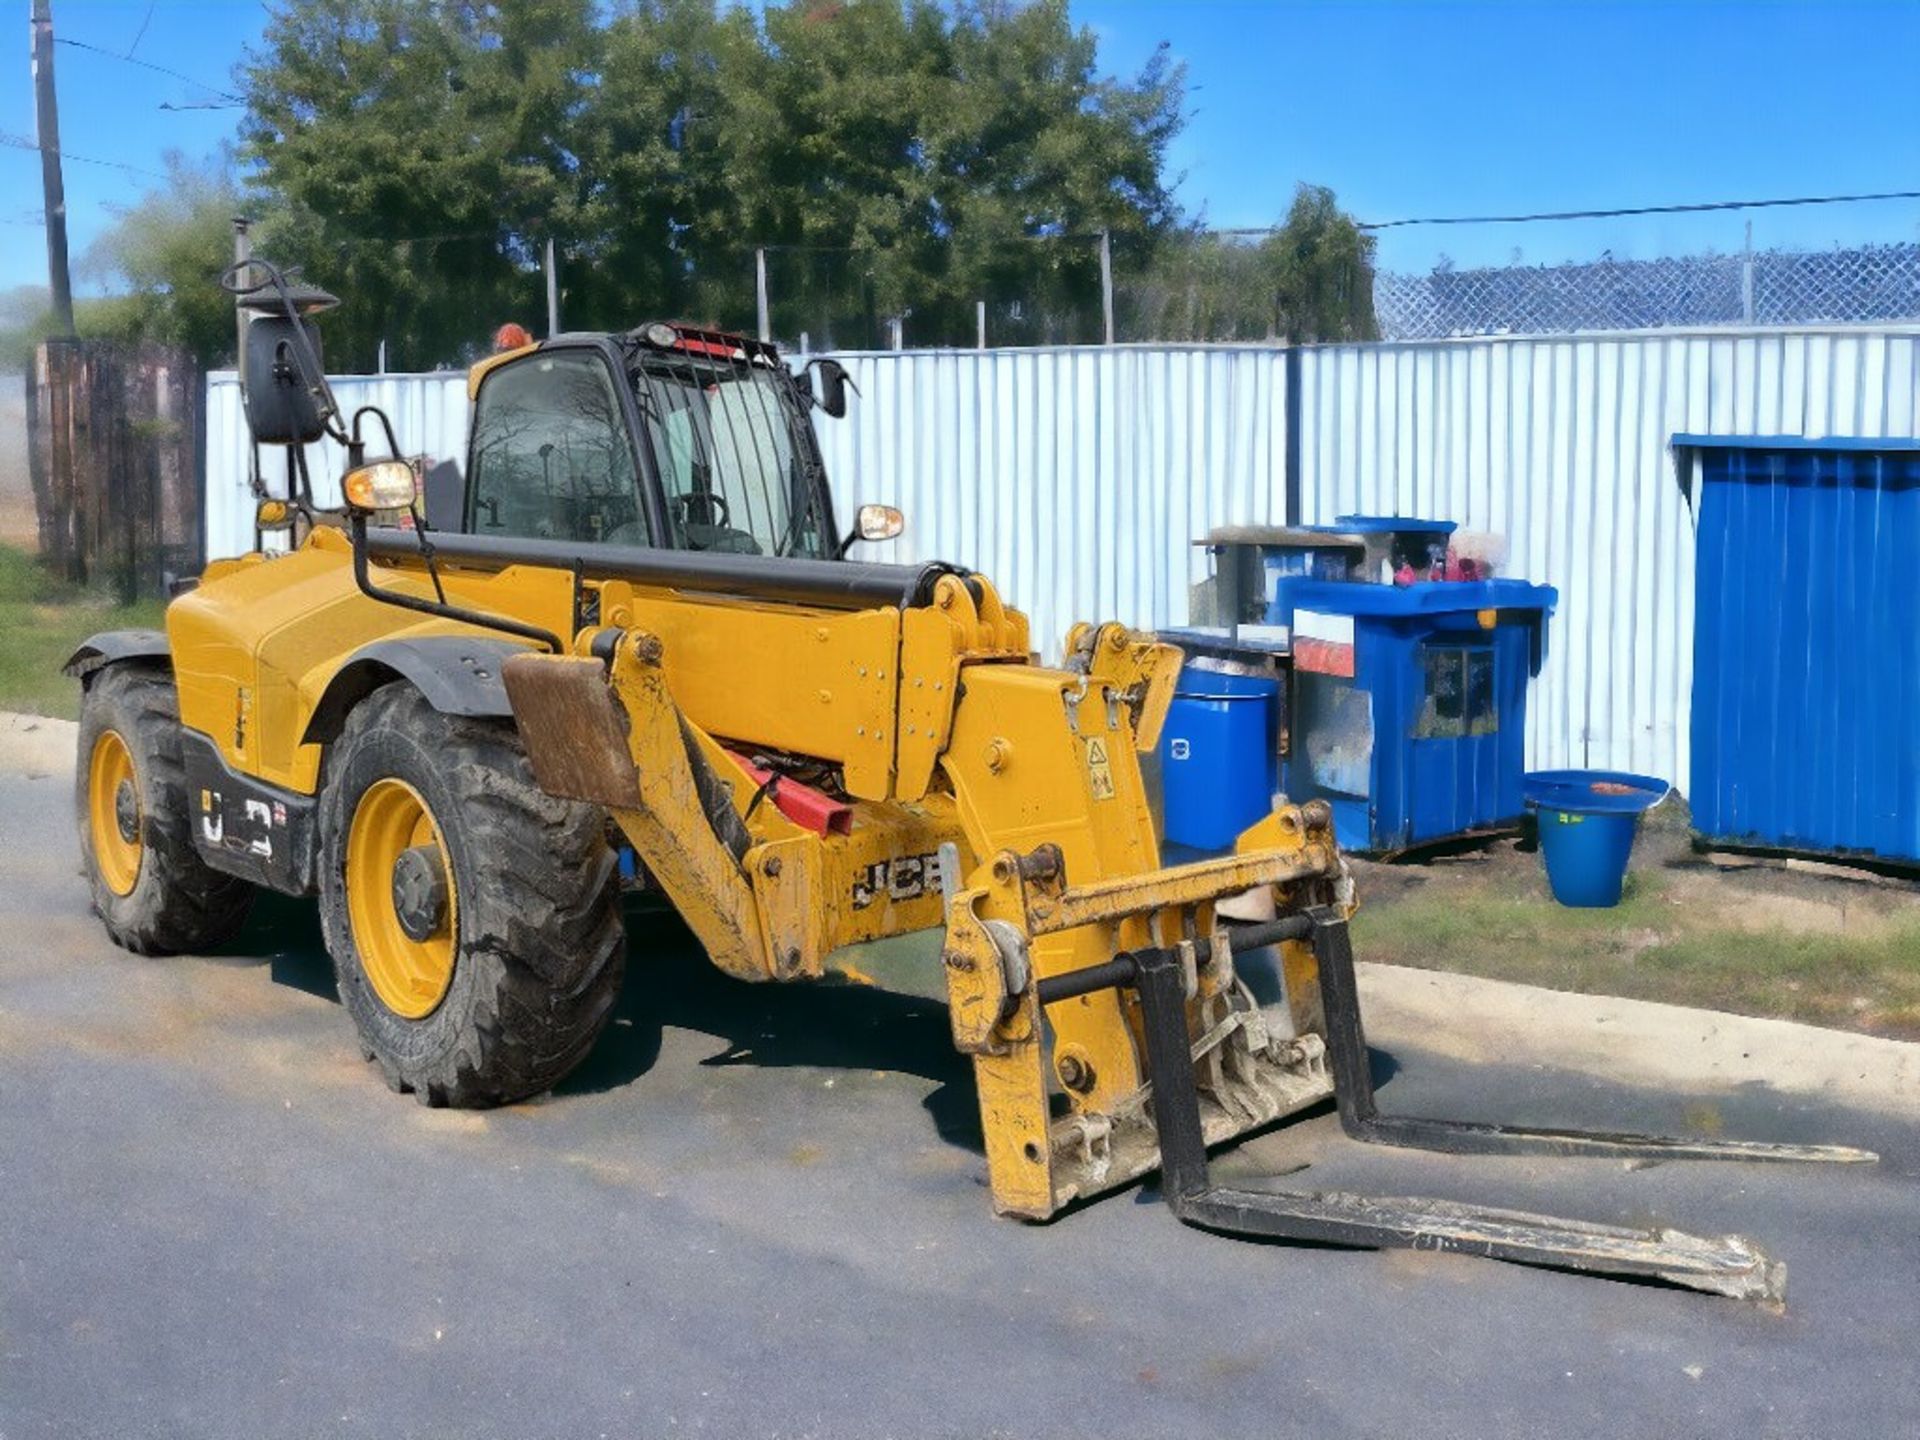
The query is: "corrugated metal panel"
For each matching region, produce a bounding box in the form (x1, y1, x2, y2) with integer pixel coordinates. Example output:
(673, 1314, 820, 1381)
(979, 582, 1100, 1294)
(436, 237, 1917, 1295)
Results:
(1685, 438, 1920, 863)
(1298, 329, 1920, 792)
(812, 347, 1288, 657)
(204, 371, 470, 559)
(205, 327, 1920, 796)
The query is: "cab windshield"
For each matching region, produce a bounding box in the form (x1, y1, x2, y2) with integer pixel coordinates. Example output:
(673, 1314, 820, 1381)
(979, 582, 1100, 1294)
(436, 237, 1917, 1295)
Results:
(632, 359, 835, 559)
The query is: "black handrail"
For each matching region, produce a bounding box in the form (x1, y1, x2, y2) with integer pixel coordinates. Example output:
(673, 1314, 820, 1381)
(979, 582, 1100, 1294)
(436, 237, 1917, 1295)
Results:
(362, 527, 962, 611)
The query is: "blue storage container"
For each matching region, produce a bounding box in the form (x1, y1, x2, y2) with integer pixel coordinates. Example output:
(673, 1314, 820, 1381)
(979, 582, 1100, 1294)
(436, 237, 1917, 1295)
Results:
(1276, 578, 1557, 853)
(1677, 435, 1920, 865)
(1158, 667, 1280, 851)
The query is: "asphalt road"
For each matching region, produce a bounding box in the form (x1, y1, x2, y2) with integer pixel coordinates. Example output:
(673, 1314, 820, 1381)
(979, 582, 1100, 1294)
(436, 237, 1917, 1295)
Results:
(2, 766, 1915, 1439)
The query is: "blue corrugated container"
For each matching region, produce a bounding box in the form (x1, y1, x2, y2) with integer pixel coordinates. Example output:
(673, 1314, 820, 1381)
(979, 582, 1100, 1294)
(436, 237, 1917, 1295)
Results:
(1678, 435, 1920, 866)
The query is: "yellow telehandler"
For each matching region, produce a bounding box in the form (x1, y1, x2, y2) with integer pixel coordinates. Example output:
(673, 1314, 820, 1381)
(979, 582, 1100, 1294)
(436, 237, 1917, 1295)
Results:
(67, 259, 1869, 1303)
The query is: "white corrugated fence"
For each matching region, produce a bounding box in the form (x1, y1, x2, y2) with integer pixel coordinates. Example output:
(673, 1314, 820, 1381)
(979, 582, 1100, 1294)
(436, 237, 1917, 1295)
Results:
(205, 325, 1920, 795)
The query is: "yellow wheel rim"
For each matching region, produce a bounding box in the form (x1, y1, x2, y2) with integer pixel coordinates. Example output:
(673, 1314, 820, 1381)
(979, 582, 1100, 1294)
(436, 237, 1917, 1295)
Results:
(87, 728, 142, 897)
(345, 777, 458, 1020)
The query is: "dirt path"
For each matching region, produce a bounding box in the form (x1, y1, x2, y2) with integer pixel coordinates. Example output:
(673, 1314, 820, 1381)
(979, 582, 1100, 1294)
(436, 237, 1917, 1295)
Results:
(1349, 801, 1920, 1039)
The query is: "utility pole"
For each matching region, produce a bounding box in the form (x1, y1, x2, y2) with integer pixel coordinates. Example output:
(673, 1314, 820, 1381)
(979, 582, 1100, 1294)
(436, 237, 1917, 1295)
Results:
(755, 247, 771, 342)
(976, 299, 987, 350)
(30, 0, 74, 335)
(544, 237, 561, 337)
(232, 217, 251, 368)
(1098, 229, 1115, 345)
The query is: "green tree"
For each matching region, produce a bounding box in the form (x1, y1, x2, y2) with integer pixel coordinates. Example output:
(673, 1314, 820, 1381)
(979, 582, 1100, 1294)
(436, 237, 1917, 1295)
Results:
(235, 0, 1187, 357)
(732, 0, 1185, 346)
(1260, 183, 1377, 343)
(79, 152, 248, 367)
(241, 0, 602, 370)
(575, 0, 759, 328)
(1125, 185, 1377, 343)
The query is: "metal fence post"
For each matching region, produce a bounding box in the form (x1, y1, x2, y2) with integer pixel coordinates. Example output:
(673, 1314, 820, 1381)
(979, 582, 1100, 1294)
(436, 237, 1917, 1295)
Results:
(1741, 220, 1755, 324)
(1099, 229, 1115, 344)
(756, 247, 771, 343)
(545, 238, 561, 337)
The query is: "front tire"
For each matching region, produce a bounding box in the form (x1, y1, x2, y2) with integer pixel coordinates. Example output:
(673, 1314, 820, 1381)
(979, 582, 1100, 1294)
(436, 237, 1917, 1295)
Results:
(75, 666, 254, 955)
(318, 684, 626, 1106)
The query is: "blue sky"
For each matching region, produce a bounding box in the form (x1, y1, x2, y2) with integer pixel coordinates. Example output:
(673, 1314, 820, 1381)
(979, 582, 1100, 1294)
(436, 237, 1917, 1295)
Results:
(3, 0, 1917, 294)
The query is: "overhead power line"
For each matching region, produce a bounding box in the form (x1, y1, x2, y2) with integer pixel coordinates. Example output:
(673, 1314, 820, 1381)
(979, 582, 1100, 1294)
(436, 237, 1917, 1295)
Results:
(1357, 189, 1920, 231)
(124, 0, 156, 59)
(52, 35, 242, 103)
(0, 131, 168, 182)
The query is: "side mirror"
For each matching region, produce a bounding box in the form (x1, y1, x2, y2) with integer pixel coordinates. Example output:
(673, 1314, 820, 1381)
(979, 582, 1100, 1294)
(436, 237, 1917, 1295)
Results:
(242, 315, 329, 446)
(854, 503, 904, 543)
(812, 358, 852, 419)
(342, 460, 419, 515)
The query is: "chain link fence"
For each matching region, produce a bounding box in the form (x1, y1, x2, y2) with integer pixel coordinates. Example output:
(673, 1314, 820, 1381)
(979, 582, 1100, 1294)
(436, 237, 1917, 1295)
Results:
(757, 238, 1110, 351)
(749, 235, 1920, 349)
(1373, 241, 1920, 340)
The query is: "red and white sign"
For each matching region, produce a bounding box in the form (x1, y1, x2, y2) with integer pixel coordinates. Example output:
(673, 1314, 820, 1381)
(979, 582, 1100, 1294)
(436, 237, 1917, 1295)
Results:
(1294, 609, 1356, 677)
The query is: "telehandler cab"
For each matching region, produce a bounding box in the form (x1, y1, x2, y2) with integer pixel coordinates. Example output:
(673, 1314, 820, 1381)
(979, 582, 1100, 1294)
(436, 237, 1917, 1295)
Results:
(67, 258, 1870, 1303)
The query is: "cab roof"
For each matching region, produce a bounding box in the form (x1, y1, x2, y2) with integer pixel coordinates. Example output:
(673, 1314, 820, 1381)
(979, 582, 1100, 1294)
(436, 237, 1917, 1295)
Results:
(465, 322, 780, 399)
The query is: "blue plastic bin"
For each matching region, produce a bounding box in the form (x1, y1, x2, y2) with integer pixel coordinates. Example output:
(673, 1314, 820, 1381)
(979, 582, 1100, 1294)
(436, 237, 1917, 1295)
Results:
(1523, 770, 1670, 907)
(1159, 667, 1279, 851)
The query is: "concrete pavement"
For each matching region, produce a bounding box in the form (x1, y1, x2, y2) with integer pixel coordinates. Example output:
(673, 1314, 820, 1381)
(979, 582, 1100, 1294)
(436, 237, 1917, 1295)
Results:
(1, 757, 1914, 1439)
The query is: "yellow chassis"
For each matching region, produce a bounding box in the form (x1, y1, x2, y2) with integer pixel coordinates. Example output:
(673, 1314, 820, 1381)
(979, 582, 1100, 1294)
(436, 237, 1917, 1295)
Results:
(165, 531, 1348, 1218)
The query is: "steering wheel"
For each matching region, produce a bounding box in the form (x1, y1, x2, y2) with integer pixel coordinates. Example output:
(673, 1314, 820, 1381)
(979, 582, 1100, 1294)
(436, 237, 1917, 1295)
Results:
(672, 491, 731, 530)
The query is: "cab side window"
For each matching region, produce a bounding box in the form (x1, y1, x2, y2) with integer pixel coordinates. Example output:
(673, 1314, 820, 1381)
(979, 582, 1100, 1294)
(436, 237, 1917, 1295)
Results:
(468, 352, 648, 545)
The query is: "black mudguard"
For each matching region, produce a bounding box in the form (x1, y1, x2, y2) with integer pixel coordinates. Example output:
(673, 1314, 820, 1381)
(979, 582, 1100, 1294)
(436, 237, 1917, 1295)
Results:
(62, 630, 170, 682)
(303, 636, 532, 746)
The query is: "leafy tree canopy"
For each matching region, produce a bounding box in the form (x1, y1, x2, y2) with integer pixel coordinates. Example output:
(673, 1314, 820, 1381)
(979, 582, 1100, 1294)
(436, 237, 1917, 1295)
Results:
(79, 152, 250, 364)
(230, 0, 1191, 365)
(1126, 183, 1379, 344)
(71, 1, 1377, 366)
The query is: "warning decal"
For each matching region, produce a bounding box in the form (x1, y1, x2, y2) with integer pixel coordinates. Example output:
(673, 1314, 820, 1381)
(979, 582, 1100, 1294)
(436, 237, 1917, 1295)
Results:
(1084, 735, 1116, 800)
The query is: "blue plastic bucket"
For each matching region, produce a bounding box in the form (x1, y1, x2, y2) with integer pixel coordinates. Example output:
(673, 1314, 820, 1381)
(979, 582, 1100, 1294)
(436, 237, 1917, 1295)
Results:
(1522, 770, 1670, 908)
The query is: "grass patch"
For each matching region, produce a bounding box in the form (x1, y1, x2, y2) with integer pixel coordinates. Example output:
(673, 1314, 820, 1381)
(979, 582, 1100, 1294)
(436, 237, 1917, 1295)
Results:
(0, 543, 165, 720)
(1351, 858, 1920, 1040)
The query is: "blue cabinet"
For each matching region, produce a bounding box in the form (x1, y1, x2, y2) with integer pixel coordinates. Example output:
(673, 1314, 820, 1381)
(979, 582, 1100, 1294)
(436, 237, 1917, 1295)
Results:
(1280, 581, 1555, 853)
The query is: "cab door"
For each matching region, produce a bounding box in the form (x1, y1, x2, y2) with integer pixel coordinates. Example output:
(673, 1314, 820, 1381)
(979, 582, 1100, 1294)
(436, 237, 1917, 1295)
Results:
(465, 345, 659, 547)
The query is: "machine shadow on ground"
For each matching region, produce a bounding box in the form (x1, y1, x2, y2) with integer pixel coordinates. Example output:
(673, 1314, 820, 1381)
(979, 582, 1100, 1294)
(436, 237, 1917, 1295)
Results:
(218, 891, 1421, 1162)
(563, 899, 986, 1149)
(218, 891, 336, 1003)
(218, 887, 986, 1149)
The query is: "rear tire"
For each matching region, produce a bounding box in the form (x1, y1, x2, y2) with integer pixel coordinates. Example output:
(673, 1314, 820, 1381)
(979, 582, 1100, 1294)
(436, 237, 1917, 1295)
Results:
(75, 666, 254, 955)
(318, 684, 626, 1106)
